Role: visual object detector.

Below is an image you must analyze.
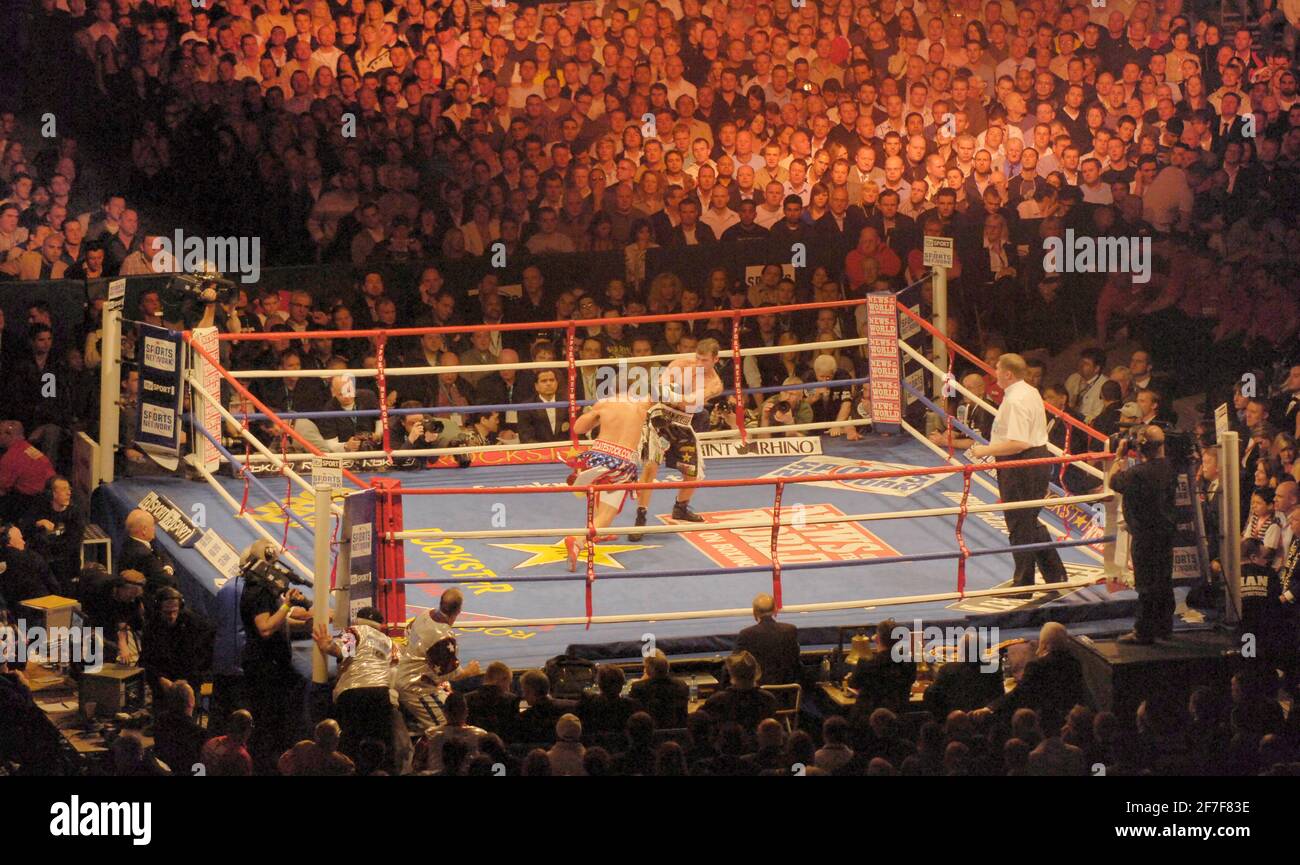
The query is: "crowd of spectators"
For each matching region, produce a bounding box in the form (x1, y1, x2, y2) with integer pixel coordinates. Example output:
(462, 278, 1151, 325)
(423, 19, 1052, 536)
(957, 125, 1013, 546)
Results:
(4, 0, 1300, 778)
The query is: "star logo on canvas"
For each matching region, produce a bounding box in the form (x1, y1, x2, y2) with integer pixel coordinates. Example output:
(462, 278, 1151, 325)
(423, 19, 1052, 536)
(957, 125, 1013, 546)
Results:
(493, 540, 657, 569)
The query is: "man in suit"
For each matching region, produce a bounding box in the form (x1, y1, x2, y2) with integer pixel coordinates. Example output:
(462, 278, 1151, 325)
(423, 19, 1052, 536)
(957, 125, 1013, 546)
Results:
(989, 621, 1089, 733)
(735, 593, 801, 685)
(517, 368, 570, 443)
(514, 670, 577, 745)
(255, 350, 328, 414)
(865, 189, 919, 264)
(815, 187, 868, 274)
(472, 348, 531, 441)
(119, 509, 178, 594)
(628, 650, 690, 729)
(465, 661, 521, 739)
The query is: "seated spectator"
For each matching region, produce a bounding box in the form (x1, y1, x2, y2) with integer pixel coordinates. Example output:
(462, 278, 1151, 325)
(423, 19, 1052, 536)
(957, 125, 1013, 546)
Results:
(118, 509, 177, 594)
(21, 476, 84, 595)
(414, 692, 486, 775)
(200, 710, 255, 776)
(814, 716, 855, 772)
(547, 714, 587, 776)
(611, 711, 658, 776)
(514, 670, 576, 745)
(0, 523, 59, 619)
(111, 731, 169, 777)
(0, 420, 55, 522)
(655, 740, 690, 777)
(278, 719, 356, 776)
(701, 651, 777, 733)
(847, 619, 918, 717)
(577, 664, 637, 742)
(465, 661, 520, 738)
(922, 631, 1005, 718)
(989, 622, 1090, 734)
(152, 681, 204, 776)
(742, 717, 789, 775)
(140, 586, 213, 702)
(628, 649, 690, 729)
(735, 592, 801, 686)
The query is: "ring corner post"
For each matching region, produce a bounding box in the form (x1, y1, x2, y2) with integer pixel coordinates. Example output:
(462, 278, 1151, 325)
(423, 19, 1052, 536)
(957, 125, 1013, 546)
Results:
(373, 477, 407, 633)
(1218, 431, 1242, 625)
(98, 277, 127, 485)
(312, 482, 332, 685)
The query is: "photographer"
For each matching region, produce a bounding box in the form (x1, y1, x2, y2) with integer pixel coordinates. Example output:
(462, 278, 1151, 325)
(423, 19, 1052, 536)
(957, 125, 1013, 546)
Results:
(239, 546, 314, 773)
(1108, 424, 1178, 644)
(755, 377, 812, 438)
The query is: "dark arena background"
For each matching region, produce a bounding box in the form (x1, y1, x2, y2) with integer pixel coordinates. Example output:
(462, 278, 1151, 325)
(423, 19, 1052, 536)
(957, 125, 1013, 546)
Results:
(0, 0, 1298, 834)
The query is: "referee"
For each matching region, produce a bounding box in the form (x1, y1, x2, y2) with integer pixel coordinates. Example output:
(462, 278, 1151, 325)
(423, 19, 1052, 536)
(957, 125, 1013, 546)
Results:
(970, 354, 1067, 588)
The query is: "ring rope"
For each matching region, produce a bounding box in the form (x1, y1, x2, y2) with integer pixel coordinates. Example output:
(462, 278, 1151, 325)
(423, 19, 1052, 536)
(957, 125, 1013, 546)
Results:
(731, 313, 748, 445)
(894, 301, 1109, 446)
(238, 412, 252, 516)
(219, 336, 874, 380)
(898, 339, 1105, 480)
(770, 480, 784, 608)
(387, 492, 1111, 540)
(955, 466, 974, 596)
(376, 334, 393, 464)
(186, 371, 344, 516)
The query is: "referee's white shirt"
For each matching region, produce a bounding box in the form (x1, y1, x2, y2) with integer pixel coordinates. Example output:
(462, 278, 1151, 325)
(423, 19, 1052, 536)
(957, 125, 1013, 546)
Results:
(990, 379, 1049, 452)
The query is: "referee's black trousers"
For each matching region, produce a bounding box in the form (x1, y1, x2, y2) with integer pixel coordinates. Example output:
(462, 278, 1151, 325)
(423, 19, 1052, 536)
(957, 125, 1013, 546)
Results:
(997, 445, 1067, 587)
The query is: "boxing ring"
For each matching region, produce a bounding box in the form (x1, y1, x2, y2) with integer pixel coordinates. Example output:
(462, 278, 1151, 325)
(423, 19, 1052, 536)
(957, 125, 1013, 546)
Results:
(93, 274, 1153, 670)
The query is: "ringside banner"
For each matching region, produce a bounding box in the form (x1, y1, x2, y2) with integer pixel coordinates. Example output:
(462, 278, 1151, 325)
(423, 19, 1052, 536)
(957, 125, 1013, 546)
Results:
(136, 323, 184, 455)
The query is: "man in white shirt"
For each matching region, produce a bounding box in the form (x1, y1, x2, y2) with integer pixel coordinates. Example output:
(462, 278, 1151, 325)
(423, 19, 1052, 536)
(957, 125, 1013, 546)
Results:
(1065, 348, 1107, 422)
(970, 353, 1068, 587)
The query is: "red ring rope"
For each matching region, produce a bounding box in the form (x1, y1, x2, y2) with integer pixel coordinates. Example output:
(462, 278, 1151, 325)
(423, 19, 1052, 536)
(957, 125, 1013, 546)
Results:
(566, 324, 579, 450)
(376, 334, 393, 464)
(237, 413, 252, 516)
(770, 481, 784, 609)
(730, 313, 747, 445)
(584, 488, 596, 627)
(955, 466, 974, 596)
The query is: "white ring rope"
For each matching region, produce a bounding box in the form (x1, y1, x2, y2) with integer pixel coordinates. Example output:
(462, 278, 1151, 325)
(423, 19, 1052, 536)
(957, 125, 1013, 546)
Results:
(897, 340, 1106, 480)
(224, 336, 870, 379)
(440, 576, 1108, 629)
(389, 492, 1111, 540)
(901, 417, 1107, 564)
(188, 372, 345, 517)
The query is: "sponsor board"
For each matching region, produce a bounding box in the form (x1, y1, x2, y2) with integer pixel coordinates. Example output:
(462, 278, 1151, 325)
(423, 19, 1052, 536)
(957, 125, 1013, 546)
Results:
(194, 529, 240, 578)
(678, 503, 901, 569)
(699, 437, 823, 459)
(865, 293, 902, 425)
(242, 446, 574, 476)
(136, 324, 184, 454)
(760, 456, 947, 497)
(137, 491, 202, 547)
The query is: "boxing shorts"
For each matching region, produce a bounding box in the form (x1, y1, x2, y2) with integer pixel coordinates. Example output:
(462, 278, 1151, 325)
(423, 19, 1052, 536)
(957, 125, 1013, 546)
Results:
(565, 439, 640, 511)
(644, 403, 704, 479)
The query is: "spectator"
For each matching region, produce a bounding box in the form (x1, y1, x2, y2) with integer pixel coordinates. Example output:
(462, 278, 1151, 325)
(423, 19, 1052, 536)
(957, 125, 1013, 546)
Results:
(0, 420, 55, 522)
(735, 592, 802, 686)
(21, 476, 84, 594)
(414, 692, 486, 775)
(278, 719, 356, 776)
(628, 649, 690, 730)
(577, 664, 637, 742)
(140, 586, 213, 703)
(118, 508, 177, 594)
(152, 681, 204, 776)
(701, 651, 777, 733)
(547, 714, 587, 776)
(465, 661, 520, 739)
(990, 622, 1089, 733)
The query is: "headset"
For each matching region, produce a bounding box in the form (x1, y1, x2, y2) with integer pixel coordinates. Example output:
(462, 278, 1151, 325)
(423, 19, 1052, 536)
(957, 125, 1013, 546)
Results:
(154, 586, 185, 615)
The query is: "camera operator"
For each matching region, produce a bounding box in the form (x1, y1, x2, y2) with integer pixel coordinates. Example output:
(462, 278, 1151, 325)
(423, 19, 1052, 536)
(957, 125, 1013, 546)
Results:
(239, 546, 314, 773)
(756, 377, 812, 438)
(1108, 424, 1178, 644)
